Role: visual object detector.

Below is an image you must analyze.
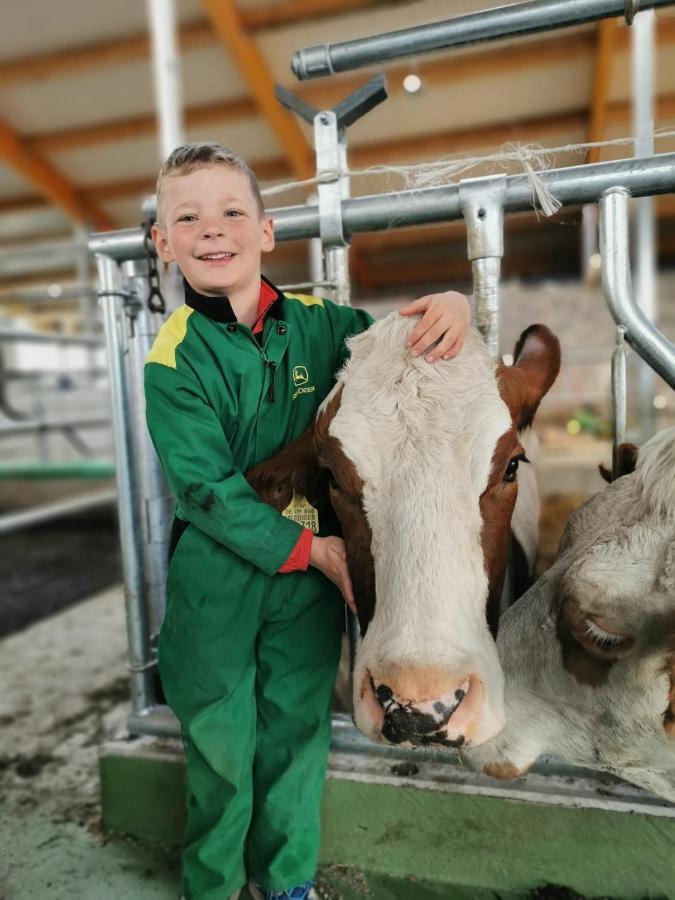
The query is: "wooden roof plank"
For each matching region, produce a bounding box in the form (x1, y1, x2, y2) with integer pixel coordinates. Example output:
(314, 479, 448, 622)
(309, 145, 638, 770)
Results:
(0, 119, 112, 229)
(200, 0, 313, 181)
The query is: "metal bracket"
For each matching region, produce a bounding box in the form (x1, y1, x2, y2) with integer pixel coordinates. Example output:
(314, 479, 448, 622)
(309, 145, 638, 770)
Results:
(277, 75, 388, 305)
(459, 176, 507, 358)
(625, 0, 640, 25)
(276, 74, 387, 130)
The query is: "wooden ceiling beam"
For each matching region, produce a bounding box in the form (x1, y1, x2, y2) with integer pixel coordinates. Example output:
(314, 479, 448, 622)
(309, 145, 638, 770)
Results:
(200, 0, 313, 180)
(0, 2, 408, 87)
(0, 120, 113, 229)
(27, 30, 595, 155)
(587, 18, 620, 164)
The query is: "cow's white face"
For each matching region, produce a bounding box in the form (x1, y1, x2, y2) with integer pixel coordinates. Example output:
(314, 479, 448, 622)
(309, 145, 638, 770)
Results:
(315, 317, 560, 749)
(464, 427, 675, 800)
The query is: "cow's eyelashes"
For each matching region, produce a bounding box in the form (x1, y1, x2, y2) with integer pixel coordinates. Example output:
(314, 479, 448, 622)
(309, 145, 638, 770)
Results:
(582, 618, 628, 652)
(503, 453, 528, 483)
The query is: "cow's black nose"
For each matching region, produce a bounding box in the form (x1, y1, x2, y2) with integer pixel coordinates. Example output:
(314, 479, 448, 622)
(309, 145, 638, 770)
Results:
(375, 683, 393, 706)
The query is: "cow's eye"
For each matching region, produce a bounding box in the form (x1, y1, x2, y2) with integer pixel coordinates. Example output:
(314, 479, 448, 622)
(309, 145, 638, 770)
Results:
(581, 618, 629, 653)
(504, 453, 528, 483)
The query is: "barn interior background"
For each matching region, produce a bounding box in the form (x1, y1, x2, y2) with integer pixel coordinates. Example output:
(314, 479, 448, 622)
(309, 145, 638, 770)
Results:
(1, 1, 674, 897)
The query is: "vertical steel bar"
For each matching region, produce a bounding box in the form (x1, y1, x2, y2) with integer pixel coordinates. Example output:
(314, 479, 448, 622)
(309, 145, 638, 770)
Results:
(632, 9, 657, 439)
(122, 260, 173, 639)
(315, 112, 352, 306)
(95, 254, 154, 716)
(611, 326, 627, 478)
(460, 176, 506, 358)
(147, 0, 185, 159)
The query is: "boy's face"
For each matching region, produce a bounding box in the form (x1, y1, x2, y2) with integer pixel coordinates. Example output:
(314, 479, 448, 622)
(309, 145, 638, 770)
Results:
(152, 165, 274, 297)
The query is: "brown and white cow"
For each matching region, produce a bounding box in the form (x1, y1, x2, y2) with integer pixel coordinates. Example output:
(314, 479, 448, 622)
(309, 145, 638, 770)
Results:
(248, 314, 560, 750)
(463, 427, 675, 801)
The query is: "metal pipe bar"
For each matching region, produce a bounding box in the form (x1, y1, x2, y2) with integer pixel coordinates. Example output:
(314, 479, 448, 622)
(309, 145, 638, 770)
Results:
(632, 10, 658, 440)
(95, 254, 155, 716)
(89, 153, 675, 258)
(0, 416, 109, 436)
(0, 283, 93, 304)
(611, 326, 628, 479)
(0, 488, 116, 536)
(291, 0, 674, 80)
(0, 327, 102, 347)
(600, 187, 675, 389)
(122, 259, 172, 638)
(146, 0, 184, 159)
(0, 368, 107, 380)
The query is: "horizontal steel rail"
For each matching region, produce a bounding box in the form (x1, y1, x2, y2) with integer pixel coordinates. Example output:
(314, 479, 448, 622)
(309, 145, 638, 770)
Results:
(0, 328, 102, 347)
(0, 416, 109, 436)
(0, 488, 117, 536)
(291, 0, 674, 79)
(89, 152, 675, 258)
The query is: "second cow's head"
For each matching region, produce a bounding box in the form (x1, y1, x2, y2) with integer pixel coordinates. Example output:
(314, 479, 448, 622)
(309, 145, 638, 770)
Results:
(248, 314, 560, 749)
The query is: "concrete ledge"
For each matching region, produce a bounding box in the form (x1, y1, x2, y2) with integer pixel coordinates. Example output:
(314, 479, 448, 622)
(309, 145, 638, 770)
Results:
(99, 739, 675, 899)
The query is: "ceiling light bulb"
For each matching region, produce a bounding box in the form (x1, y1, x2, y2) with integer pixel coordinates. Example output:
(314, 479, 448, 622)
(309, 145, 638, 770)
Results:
(403, 74, 422, 94)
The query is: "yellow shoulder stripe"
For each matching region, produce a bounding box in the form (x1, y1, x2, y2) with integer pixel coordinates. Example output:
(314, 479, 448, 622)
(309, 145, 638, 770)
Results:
(146, 305, 194, 369)
(284, 292, 324, 308)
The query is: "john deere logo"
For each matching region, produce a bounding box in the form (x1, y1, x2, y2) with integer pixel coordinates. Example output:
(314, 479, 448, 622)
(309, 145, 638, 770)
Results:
(293, 365, 309, 386)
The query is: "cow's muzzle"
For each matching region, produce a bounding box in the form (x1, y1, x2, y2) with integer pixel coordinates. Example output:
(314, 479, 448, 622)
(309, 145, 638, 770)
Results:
(359, 667, 484, 749)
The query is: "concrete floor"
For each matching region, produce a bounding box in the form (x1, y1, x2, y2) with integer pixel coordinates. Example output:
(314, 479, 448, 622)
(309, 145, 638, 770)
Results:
(0, 585, 182, 899)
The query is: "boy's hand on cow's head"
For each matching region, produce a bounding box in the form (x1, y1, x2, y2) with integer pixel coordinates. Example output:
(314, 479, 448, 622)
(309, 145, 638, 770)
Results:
(309, 536, 357, 614)
(399, 291, 470, 362)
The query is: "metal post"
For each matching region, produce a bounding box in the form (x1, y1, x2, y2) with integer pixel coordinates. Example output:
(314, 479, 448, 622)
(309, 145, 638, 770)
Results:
(146, 0, 184, 159)
(95, 254, 155, 718)
(315, 111, 351, 306)
(307, 193, 325, 286)
(291, 0, 674, 80)
(632, 9, 657, 439)
(460, 176, 506, 358)
(599, 187, 675, 389)
(611, 326, 627, 478)
(121, 259, 173, 639)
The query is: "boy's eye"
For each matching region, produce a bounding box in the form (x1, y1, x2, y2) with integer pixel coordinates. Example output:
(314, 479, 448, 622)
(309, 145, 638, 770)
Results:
(178, 214, 196, 222)
(225, 209, 243, 217)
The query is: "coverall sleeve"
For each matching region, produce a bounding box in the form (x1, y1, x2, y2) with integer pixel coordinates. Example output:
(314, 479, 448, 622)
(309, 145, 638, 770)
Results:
(324, 302, 374, 374)
(144, 362, 303, 576)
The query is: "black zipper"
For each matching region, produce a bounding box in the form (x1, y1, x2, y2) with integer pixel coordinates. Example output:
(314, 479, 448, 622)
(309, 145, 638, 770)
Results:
(266, 360, 277, 402)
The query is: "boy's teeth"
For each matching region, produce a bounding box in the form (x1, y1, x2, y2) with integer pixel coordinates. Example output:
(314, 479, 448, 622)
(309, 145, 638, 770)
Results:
(201, 252, 232, 259)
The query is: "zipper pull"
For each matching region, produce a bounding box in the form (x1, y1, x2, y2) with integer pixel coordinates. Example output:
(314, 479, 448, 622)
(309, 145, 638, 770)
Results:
(267, 361, 277, 402)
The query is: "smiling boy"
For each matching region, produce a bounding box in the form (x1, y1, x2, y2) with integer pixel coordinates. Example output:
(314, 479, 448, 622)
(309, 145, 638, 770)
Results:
(144, 143, 470, 900)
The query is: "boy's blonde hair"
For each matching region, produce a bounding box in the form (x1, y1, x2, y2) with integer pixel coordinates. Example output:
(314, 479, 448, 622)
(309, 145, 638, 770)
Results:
(155, 142, 265, 225)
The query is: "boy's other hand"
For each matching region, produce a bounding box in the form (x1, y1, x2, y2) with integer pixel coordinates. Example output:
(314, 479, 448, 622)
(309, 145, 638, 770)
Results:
(399, 291, 470, 363)
(309, 536, 357, 614)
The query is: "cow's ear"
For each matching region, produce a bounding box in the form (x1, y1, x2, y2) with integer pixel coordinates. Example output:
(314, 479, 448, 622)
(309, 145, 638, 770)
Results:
(246, 425, 329, 515)
(598, 443, 639, 483)
(498, 325, 561, 431)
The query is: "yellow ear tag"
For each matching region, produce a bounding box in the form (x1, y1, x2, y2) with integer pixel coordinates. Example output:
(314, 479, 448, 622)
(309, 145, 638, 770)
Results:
(281, 492, 319, 534)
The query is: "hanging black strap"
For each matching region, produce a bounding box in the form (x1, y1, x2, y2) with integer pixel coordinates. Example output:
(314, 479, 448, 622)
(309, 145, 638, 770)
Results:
(141, 217, 166, 314)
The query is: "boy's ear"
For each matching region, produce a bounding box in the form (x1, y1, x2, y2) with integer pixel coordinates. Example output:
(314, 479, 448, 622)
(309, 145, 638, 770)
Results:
(261, 215, 275, 255)
(151, 223, 175, 264)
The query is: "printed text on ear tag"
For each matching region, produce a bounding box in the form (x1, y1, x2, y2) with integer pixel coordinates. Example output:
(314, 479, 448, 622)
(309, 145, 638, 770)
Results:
(281, 492, 319, 533)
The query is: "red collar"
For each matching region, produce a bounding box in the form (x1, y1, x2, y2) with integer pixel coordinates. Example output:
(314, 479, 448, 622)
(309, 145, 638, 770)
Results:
(252, 278, 279, 334)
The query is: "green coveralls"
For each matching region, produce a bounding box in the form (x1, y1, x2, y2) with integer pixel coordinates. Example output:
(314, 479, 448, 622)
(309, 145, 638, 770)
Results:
(144, 277, 372, 898)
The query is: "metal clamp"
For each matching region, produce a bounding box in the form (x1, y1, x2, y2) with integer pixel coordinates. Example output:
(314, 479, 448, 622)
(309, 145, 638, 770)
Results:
(459, 176, 507, 359)
(625, 0, 640, 24)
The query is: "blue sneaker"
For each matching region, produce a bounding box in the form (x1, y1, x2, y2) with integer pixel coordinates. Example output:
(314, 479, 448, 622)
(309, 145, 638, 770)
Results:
(248, 880, 317, 900)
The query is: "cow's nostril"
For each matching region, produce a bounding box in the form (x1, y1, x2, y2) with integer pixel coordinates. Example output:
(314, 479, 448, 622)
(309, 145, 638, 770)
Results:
(375, 682, 394, 706)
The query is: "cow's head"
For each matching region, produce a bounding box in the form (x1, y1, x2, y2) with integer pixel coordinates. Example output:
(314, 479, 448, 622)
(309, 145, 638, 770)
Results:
(463, 427, 675, 791)
(249, 315, 560, 749)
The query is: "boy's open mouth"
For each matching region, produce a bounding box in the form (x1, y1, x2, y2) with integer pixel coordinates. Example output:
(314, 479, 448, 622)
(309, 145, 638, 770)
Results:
(198, 252, 236, 265)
